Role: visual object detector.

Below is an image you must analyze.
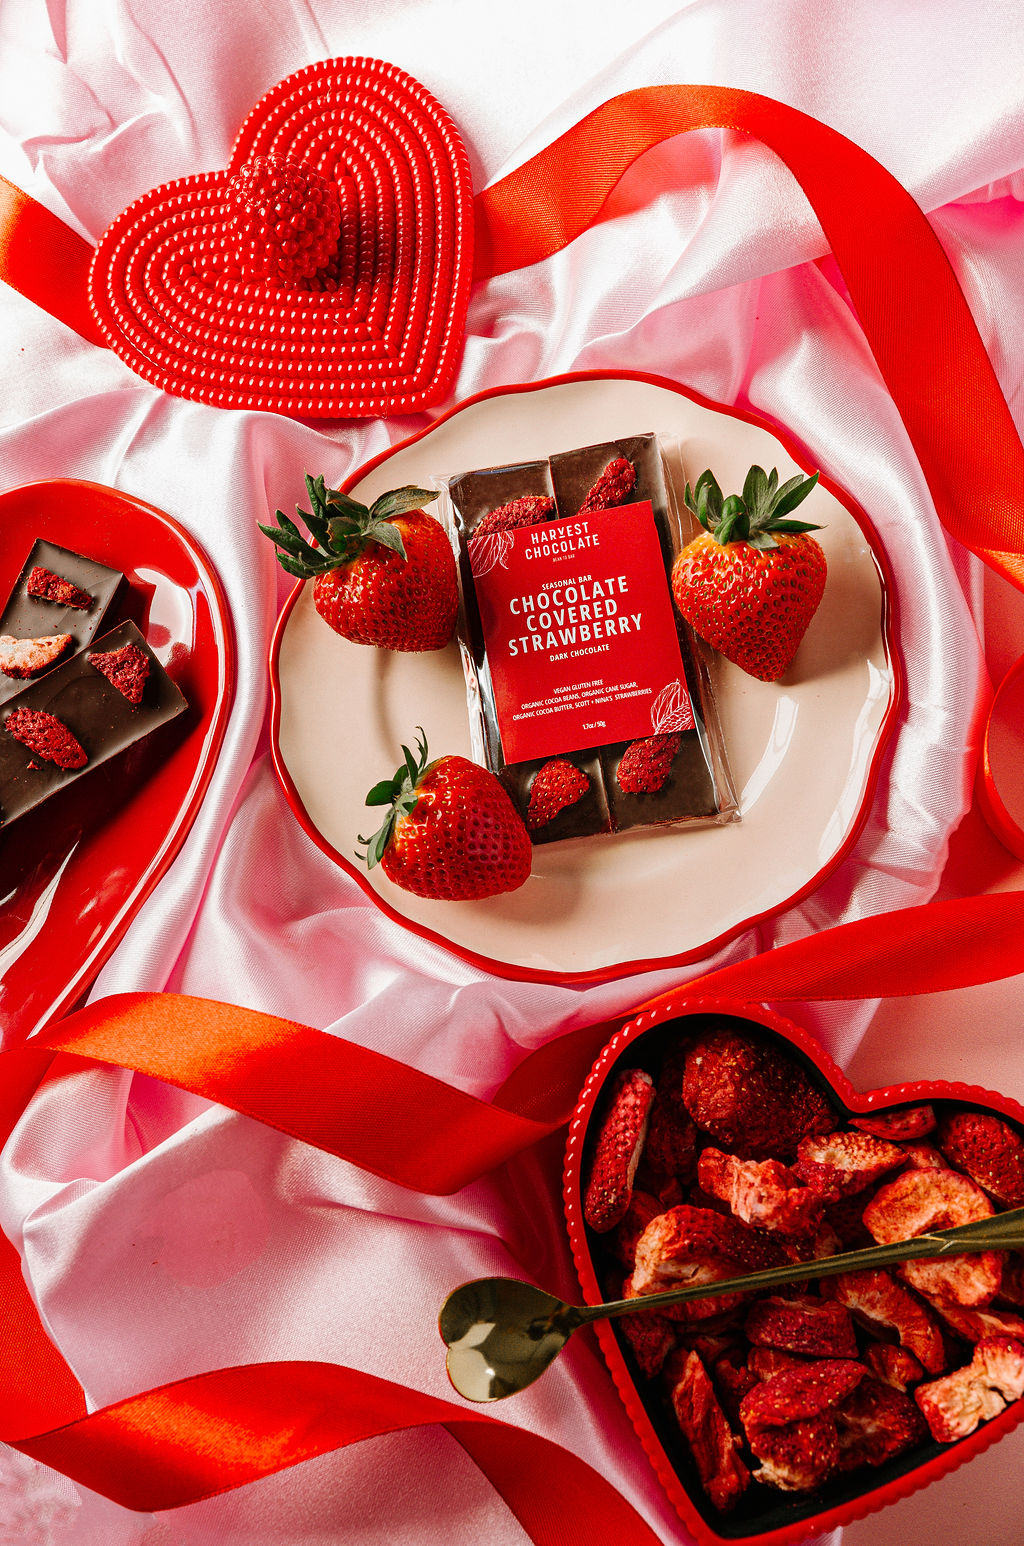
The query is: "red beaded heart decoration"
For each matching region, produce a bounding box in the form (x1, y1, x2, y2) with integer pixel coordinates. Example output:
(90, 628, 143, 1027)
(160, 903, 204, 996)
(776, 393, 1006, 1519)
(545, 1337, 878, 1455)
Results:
(88, 58, 474, 419)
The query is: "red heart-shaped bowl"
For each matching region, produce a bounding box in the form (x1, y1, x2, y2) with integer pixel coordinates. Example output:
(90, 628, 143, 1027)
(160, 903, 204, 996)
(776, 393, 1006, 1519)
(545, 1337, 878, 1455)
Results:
(564, 996, 1024, 1545)
(88, 57, 474, 418)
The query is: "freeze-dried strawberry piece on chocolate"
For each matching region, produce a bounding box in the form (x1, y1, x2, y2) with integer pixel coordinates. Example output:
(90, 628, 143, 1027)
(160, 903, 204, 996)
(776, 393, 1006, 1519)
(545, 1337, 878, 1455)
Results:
(915, 1336, 1024, 1442)
(827, 1268, 946, 1374)
(472, 495, 557, 538)
(863, 1168, 1002, 1307)
(618, 1275, 677, 1377)
(616, 733, 683, 794)
(681, 1024, 836, 1158)
(927, 1300, 1024, 1345)
(526, 759, 590, 830)
(794, 1130, 905, 1201)
(851, 1104, 936, 1140)
(0, 633, 71, 678)
(26, 566, 92, 609)
(583, 1068, 655, 1232)
(835, 1375, 928, 1471)
(633, 1204, 781, 1321)
(739, 1357, 865, 1435)
(5, 708, 87, 769)
(746, 1412, 839, 1493)
(697, 1147, 824, 1235)
(577, 456, 637, 516)
(89, 642, 151, 704)
(745, 1295, 859, 1359)
(665, 1350, 750, 1512)
(864, 1343, 925, 1392)
(936, 1110, 1024, 1208)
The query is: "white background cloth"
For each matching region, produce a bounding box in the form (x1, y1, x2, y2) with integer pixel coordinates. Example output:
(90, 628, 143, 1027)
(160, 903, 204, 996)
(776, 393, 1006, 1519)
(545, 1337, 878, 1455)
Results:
(1, 0, 1023, 1541)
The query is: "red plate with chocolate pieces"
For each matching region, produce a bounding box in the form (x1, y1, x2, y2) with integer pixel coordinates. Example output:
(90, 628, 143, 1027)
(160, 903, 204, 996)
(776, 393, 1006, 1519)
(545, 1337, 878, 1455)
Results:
(563, 996, 1024, 1545)
(88, 58, 474, 419)
(0, 479, 233, 1043)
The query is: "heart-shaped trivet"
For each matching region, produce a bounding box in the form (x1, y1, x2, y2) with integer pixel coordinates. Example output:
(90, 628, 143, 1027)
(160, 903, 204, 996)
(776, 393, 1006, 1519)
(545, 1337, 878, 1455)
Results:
(88, 57, 474, 418)
(564, 996, 1024, 1546)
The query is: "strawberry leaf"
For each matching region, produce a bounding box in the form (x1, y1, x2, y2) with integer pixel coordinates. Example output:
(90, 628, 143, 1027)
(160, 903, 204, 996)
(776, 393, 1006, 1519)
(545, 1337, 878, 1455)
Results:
(370, 486, 438, 522)
(365, 779, 400, 806)
(772, 471, 819, 516)
(365, 521, 407, 561)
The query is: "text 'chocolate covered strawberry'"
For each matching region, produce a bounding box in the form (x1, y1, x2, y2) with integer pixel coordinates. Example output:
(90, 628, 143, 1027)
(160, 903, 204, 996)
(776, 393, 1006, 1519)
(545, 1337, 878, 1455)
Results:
(260, 475, 458, 651)
(671, 465, 826, 683)
(358, 729, 531, 901)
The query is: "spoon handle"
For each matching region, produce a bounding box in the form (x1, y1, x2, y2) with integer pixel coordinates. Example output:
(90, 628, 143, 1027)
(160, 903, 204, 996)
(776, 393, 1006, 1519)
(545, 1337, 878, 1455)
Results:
(574, 1204, 1024, 1327)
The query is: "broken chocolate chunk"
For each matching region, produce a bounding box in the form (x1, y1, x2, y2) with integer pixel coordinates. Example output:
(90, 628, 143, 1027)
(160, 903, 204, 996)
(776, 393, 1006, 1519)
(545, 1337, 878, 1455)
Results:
(0, 541, 126, 705)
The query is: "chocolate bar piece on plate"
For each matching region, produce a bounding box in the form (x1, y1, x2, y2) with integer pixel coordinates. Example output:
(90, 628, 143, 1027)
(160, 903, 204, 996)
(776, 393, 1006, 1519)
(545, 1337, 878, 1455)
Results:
(0, 540, 126, 704)
(0, 620, 187, 827)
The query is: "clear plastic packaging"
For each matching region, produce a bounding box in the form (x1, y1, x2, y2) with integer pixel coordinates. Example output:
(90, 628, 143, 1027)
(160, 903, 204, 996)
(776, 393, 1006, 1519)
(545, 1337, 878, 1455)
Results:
(437, 433, 739, 843)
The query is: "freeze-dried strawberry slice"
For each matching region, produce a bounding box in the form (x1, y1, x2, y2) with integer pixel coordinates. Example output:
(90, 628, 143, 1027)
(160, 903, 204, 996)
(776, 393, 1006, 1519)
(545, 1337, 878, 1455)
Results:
(863, 1168, 1002, 1307)
(642, 1087, 698, 1183)
(745, 1295, 858, 1359)
(473, 495, 556, 538)
(665, 1350, 750, 1512)
(898, 1141, 947, 1170)
(915, 1336, 1024, 1442)
(739, 1358, 865, 1433)
(681, 1025, 836, 1158)
(89, 642, 151, 704)
(828, 1268, 946, 1374)
(779, 1220, 843, 1264)
(697, 1147, 824, 1235)
(711, 1351, 759, 1425)
(5, 708, 87, 769)
(748, 1346, 811, 1381)
(526, 759, 590, 829)
(26, 566, 92, 609)
(746, 1412, 839, 1493)
(835, 1375, 928, 1470)
(633, 1204, 781, 1322)
(794, 1130, 905, 1201)
(0, 633, 72, 678)
(823, 1189, 877, 1249)
(851, 1105, 936, 1140)
(997, 1255, 1024, 1309)
(864, 1343, 925, 1391)
(927, 1300, 1024, 1345)
(937, 1110, 1024, 1207)
(577, 456, 637, 515)
(616, 734, 682, 794)
(618, 1276, 677, 1376)
(610, 1189, 663, 1267)
(583, 1068, 655, 1232)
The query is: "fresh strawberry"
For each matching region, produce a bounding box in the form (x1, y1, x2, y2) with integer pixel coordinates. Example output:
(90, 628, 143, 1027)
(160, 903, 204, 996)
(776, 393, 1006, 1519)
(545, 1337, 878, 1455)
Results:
(260, 475, 457, 651)
(358, 728, 531, 901)
(578, 456, 637, 514)
(225, 155, 341, 287)
(526, 758, 590, 829)
(473, 495, 556, 538)
(671, 464, 826, 682)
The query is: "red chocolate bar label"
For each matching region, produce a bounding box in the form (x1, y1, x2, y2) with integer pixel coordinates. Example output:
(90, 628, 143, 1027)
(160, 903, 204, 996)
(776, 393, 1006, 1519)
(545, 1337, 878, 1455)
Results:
(468, 501, 694, 764)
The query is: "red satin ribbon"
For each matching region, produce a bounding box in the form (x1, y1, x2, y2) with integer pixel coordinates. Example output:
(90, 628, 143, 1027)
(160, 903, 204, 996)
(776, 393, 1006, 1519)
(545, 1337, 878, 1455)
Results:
(3, 81, 1024, 1534)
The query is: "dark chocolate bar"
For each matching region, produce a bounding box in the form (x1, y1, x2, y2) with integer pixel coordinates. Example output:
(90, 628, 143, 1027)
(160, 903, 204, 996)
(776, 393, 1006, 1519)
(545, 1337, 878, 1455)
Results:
(0, 540, 126, 704)
(445, 434, 737, 843)
(0, 620, 186, 827)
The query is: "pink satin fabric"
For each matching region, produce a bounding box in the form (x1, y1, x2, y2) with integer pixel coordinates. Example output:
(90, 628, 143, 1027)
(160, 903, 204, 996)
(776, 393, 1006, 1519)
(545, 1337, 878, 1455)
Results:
(1, 1, 1023, 1542)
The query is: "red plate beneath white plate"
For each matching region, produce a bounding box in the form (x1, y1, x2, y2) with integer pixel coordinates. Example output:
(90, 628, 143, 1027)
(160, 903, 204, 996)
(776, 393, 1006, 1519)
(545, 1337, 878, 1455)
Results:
(0, 480, 233, 1041)
(270, 371, 902, 984)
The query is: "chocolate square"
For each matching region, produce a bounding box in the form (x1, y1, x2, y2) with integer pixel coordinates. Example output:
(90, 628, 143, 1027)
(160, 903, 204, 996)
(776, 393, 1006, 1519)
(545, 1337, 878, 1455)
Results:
(0, 540, 126, 704)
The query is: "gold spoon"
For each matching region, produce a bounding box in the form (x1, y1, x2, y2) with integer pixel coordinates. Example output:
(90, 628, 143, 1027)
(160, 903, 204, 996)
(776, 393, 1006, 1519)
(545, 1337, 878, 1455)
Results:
(439, 1206, 1024, 1402)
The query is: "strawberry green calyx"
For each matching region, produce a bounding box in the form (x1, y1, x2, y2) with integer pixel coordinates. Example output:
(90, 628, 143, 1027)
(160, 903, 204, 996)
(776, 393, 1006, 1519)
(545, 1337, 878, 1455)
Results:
(683, 465, 821, 553)
(259, 474, 439, 578)
(358, 726, 431, 870)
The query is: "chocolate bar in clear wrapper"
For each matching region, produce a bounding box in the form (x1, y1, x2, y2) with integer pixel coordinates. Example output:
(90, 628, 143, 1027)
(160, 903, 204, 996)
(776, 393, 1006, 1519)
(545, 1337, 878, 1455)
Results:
(441, 434, 738, 843)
